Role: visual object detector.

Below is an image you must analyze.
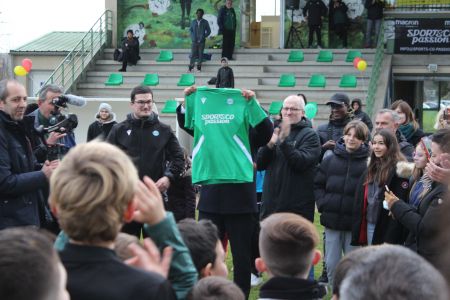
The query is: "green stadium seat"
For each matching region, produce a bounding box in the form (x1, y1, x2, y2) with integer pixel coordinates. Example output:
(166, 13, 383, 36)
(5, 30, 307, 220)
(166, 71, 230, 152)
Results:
(308, 74, 326, 87)
(345, 50, 362, 62)
(268, 101, 283, 115)
(316, 50, 333, 62)
(156, 50, 174, 62)
(142, 73, 159, 86)
(177, 73, 195, 86)
(287, 50, 304, 62)
(161, 100, 178, 113)
(104, 73, 123, 86)
(339, 75, 357, 88)
(278, 74, 296, 87)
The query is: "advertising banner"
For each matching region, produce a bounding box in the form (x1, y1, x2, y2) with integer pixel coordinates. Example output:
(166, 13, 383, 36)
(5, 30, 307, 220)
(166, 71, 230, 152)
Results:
(394, 18, 450, 54)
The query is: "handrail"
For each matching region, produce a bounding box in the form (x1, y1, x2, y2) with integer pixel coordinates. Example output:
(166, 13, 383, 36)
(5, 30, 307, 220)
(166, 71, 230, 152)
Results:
(37, 10, 113, 95)
(365, 20, 385, 117)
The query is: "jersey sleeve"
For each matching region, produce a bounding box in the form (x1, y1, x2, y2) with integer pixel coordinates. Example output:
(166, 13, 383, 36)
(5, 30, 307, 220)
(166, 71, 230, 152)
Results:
(246, 97, 267, 127)
(184, 92, 196, 130)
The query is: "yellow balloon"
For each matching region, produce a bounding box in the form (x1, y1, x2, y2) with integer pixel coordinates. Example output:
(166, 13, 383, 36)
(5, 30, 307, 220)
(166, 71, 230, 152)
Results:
(14, 65, 28, 76)
(357, 60, 367, 72)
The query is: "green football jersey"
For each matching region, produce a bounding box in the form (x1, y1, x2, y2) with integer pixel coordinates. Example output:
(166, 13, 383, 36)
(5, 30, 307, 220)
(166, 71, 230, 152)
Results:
(185, 87, 267, 184)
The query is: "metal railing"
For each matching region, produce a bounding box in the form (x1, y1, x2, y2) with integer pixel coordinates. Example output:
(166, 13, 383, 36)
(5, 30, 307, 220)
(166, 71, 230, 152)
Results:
(385, 0, 450, 10)
(37, 10, 112, 95)
(365, 21, 385, 117)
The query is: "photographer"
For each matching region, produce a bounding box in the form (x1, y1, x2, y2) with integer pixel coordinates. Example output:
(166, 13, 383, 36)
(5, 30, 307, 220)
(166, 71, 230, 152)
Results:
(28, 84, 77, 162)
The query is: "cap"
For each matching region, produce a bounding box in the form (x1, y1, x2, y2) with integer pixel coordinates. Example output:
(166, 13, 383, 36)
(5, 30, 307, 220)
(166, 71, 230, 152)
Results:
(326, 93, 350, 106)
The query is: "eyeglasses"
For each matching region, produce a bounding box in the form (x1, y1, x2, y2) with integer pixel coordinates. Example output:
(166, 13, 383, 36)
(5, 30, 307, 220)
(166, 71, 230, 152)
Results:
(282, 107, 302, 112)
(134, 100, 153, 106)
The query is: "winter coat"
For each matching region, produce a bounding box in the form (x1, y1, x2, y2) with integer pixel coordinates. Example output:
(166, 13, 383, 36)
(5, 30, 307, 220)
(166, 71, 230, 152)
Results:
(217, 5, 237, 33)
(258, 277, 327, 300)
(303, 0, 328, 26)
(120, 37, 140, 64)
(328, 0, 349, 26)
(316, 114, 353, 160)
(106, 113, 184, 182)
(396, 130, 415, 162)
(189, 18, 211, 43)
(352, 161, 412, 246)
(87, 112, 117, 142)
(216, 66, 234, 88)
(167, 165, 196, 222)
(390, 182, 447, 263)
(314, 139, 370, 231)
(406, 128, 426, 147)
(257, 118, 321, 221)
(351, 99, 373, 132)
(0, 111, 48, 229)
(364, 0, 385, 20)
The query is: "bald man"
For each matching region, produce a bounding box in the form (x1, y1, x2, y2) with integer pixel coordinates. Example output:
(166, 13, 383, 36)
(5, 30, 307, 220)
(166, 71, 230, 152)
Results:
(257, 95, 321, 221)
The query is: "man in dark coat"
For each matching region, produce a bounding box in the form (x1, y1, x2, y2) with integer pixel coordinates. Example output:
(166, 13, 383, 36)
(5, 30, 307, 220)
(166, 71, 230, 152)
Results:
(189, 8, 211, 72)
(257, 95, 321, 221)
(107, 85, 185, 237)
(218, 0, 237, 60)
(0, 79, 58, 229)
(351, 98, 373, 132)
(303, 0, 328, 48)
(364, 0, 385, 47)
(118, 30, 140, 72)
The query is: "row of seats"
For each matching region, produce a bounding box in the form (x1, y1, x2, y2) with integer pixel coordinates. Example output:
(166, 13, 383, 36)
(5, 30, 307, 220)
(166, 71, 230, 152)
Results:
(105, 73, 195, 87)
(279, 74, 358, 88)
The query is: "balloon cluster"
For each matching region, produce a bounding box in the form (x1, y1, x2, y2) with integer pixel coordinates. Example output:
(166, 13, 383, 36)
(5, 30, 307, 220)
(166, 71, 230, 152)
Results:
(353, 57, 367, 72)
(14, 58, 33, 76)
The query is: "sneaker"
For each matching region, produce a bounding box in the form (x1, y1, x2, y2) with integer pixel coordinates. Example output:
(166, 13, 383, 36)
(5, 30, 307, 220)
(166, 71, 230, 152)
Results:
(250, 273, 263, 287)
(118, 68, 126, 72)
(188, 66, 193, 72)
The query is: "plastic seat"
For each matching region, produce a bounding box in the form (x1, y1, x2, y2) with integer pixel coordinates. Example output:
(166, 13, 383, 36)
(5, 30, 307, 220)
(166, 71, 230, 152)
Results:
(308, 74, 326, 87)
(161, 100, 178, 113)
(339, 75, 357, 88)
(177, 73, 195, 86)
(278, 74, 296, 87)
(156, 50, 174, 62)
(345, 50, 362, 62)
(104, 73, 123, 86)
(316, 50, 333, 62)
(268, 101, 283, 115)
(142, 73, 159, 86)
(287, 50, 304, 62)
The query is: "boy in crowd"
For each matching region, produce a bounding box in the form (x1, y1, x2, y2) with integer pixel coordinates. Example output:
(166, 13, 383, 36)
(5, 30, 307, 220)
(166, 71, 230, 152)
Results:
(216, 57, 234, 88)
(256, 213, 327, 299)
(50, 141, 197, 300)
(187, 276, 245, 300)
(87, 102, 117, 141)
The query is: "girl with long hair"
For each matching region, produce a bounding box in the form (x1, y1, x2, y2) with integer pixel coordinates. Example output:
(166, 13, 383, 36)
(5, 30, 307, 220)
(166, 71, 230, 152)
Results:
(391, 99, 425, 146)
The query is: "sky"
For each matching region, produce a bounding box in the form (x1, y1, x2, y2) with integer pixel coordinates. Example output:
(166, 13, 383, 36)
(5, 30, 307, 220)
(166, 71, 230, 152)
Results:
(0, 0, 105, 52)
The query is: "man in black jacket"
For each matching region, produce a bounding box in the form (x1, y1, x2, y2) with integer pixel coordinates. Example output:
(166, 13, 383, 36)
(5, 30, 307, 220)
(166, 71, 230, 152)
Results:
(107, 85, 184, 237)
(0, 79, 58, 229)
(218, 0, 237, 60)
(118, 30, 140, 72)
(364, 0, 385, 48)
(303, 0, 328, 48)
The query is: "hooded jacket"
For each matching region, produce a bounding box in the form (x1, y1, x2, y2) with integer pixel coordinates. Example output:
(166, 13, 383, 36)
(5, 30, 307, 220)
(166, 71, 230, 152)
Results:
(352, 161, 412, 246)
(257, 118, 321, 221)
(314, 138, 370, 231)
(351, 98, 373, 132)
(106, 112, 184, 182)
(0, 111, 48, 229)
(87, 109, 117, 142)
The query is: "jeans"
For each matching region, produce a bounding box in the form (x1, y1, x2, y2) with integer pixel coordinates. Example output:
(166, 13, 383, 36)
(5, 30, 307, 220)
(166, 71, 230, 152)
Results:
(367, 223, 376, 245)
(189, 41, 205, 68)
(324, 228, 359, 286)
(365, 18, 382, 47)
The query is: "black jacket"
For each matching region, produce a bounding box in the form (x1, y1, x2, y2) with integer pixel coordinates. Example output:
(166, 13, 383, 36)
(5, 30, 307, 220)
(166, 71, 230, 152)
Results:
(303, 0, 328, 26)
(176, 104, 273, 214)
(405, 127, 426, 147)
(0, 111, 48, 229)
(120, 37, 140, 64)
(60, 243, 176, 300)
(258, 277, 327, 300)
(314, 139, 370, 231)
(106, 113, 184, 182)
(216, 66, 234, 88)
(87, 113, 117, 142)
(257, 118, 321, 221)
(316, 114, 353, 160)
(328, 0, 349, 26)
(352, 162, 412, 246)
(217, 5, 237, 33)
(391, 182, 446, 263)
(396, 130, 415, 162)
(351, 99, 373, 132)
(364, 0, 385, 20)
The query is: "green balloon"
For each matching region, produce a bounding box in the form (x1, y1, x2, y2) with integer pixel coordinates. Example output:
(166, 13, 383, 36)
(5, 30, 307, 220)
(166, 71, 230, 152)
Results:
(305, 102, 318, 119)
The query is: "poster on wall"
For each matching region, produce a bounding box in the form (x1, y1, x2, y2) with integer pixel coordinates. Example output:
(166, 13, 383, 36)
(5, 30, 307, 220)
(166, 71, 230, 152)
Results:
(118, 0, 241, 49)
(394, 18, 450, 54)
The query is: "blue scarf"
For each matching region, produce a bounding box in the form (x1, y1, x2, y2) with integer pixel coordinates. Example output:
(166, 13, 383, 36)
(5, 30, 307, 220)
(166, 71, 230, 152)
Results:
(399, 123, 415, 141)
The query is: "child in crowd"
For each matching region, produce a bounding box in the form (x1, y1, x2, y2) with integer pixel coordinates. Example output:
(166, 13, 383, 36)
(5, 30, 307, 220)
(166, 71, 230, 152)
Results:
(256, 212, 327, 299)
(187, 276, 245, 300)
(216, 57, 234, 88)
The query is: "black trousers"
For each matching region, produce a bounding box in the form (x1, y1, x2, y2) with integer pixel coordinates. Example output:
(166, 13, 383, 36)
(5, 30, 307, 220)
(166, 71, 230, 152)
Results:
(308, 24, 322, 47)
(199, 211, 257, 299)
(221, 28, 236, 60)
(121, 49, 138, 70)
(334, 23, 348, 47)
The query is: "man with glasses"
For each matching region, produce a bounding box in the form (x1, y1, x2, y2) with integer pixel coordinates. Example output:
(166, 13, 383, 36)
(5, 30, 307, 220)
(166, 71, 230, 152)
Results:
(257, 95, 321, 221)
(107, 85, 185, 237)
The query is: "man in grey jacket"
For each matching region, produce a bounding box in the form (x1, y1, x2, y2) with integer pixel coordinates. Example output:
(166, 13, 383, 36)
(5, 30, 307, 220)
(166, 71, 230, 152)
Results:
(189, 8, 211, 72)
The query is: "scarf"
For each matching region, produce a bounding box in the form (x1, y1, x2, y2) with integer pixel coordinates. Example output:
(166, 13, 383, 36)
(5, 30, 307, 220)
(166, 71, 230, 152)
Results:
(399, 123, 415, 141)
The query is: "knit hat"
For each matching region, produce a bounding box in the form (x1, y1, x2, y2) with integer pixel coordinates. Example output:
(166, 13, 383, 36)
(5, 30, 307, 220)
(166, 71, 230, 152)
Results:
(419, 136, 432, 160)
(98, 103, 112, 114)
(327, 93, 350, 106)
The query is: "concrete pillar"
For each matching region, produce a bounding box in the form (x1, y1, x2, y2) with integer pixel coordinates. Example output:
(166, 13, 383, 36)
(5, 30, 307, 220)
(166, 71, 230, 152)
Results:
(105, 0, 117, 48)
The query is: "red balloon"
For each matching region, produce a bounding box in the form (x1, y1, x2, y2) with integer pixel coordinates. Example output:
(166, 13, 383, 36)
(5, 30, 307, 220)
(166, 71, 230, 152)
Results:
(22, 58, 33, 72)
(353, 57, 361, 68)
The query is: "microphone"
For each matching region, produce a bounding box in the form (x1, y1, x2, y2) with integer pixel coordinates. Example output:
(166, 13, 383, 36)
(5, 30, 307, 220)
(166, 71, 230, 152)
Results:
(63, 94, 87, 107)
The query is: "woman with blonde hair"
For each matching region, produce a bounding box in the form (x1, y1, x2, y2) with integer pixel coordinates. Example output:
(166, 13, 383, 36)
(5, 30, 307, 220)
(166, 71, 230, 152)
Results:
(391, 100, 425, 146)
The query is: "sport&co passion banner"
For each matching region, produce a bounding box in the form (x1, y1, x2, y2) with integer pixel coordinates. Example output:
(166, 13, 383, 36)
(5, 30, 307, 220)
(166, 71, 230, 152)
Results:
(395, 18, 450, 54)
